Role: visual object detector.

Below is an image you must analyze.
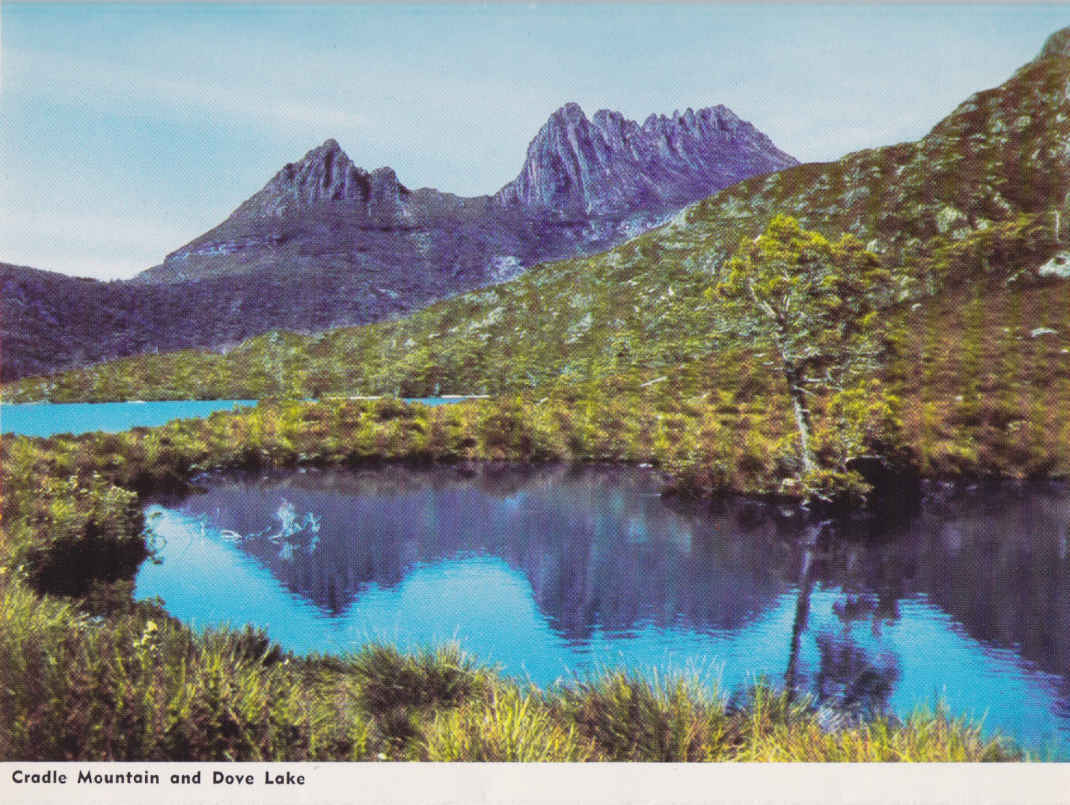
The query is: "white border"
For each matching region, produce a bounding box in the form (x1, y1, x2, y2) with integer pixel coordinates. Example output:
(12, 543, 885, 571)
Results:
(1, 762, 1069, 804)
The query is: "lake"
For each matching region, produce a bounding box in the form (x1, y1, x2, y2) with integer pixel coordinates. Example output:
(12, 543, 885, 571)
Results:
(136, 463, 1070, 759)
(0, 397, 481, 438)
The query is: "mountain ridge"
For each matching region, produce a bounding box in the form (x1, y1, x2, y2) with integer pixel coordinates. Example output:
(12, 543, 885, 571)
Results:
(137, 101, 796, 285)
(494, 103, 796, 217)
(11, 28, 1070, 401)
(2, 99, 796, 380)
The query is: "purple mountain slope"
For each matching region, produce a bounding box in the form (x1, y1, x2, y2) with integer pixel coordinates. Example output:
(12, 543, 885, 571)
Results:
(5, 102, 796, 379)
(138, 102, 796, 285)
(497, 103, 797, 218)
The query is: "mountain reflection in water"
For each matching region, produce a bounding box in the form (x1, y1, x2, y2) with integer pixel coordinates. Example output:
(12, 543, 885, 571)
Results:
(150, 464, 789, 639)
(138, 464, 1070, 758)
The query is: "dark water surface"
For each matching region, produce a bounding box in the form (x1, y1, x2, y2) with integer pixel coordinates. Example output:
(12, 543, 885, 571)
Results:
(136, 463, 1070, 758)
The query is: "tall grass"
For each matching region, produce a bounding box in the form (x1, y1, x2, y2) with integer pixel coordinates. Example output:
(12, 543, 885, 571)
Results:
(734, 705, 1021, 762)
(420, 686, 593, 761)
(344, 643, 492, 749)
(552, 670, 731, 761)
(0, 577, 370, 760)
(0, 576, 1027, 762)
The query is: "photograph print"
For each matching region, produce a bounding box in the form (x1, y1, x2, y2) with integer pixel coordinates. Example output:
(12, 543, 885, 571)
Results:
(2, 2, 1070, 772)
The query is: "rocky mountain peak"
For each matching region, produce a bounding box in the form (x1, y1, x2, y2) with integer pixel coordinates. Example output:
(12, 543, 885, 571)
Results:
(232, 140, 410, 220)
(1035, 27, 1070, 62)
(142, 100, 795, 294)
(495, 101, 797, 217)
(557, 101, 586, 123)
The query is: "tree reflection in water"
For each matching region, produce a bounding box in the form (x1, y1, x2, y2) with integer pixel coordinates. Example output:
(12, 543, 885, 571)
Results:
(160, 468, 1070, 688)
(141, 467, 1070, 756)
(784, 520, 823, 701)
(784, 519, 901, 723)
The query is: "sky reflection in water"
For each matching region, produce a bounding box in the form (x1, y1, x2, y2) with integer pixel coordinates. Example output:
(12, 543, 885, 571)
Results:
(136, 463, 1070, 758)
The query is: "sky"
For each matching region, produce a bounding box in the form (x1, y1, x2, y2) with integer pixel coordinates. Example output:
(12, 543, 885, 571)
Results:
(2, 3, 1069, 281)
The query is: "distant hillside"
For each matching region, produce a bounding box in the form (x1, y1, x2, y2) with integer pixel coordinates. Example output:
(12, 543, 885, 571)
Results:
(11, 32, 1070, 403)
(0, 259, 436, 381)
(1, 103, 794, 381)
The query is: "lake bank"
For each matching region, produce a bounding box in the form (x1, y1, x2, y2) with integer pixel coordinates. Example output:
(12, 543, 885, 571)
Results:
(3, 392, 1067, 600)
(0, 397, 492, 438)
(137, 462, 1070, 757)
(0, 576, 1026, 761)
(1, 395, 1064, 760)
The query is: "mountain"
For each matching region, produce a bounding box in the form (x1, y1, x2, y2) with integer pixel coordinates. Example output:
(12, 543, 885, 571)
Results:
(12, 28, 1070, 405)
(0, 103, 794, 381)
(137, 103, 795, 286)
(496, 103, 795, 217)
(134, 139, 518, 286)
(1, 263, 163, 381)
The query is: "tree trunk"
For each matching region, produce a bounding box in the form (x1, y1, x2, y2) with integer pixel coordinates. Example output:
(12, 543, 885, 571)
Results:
(785, 521, 825, 700)
(783, 363, 816, 475)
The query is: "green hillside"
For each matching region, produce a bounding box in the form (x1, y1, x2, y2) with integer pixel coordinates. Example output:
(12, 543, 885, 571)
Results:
(8, 51, 1070, 405)
(5, 44, 1070, 500)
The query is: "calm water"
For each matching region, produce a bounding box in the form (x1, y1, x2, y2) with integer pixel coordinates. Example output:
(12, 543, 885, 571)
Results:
(0, 397, 477, 438)
(0, 401, 258, 437)
(136, 464, 1070, 758)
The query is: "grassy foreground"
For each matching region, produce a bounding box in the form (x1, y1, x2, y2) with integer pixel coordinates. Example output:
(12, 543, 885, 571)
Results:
(0, 386, 1041, 761)
(0, 385, 1043, 760)
(0, 576, 1022, 762)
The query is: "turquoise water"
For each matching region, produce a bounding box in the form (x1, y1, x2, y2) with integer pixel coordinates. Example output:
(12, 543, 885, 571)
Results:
(0, 397, 475, 438)
(137, 464, 1070, 759)
(0, 400, 257, 437)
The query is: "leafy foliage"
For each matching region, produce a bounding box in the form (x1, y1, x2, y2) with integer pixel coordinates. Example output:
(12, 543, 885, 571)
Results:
(716, 216, 892, 390)
(2, 469, 147, 598)
(714, 216, 901, 500)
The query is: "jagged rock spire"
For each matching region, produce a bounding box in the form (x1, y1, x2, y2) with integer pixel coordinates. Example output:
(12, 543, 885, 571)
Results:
(495, 102, 797, 217)
(232, 140, 410, 223)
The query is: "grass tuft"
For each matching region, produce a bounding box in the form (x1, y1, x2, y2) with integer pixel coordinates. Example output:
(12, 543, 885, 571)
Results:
(0, 578, 1027, 762)
(552, 669, 731, 761)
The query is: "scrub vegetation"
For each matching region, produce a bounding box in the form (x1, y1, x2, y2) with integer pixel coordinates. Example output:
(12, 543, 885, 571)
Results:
(5, 43, 1070, 761)
(0, 384, 1050, 761)
(0, 578, 1022, 761)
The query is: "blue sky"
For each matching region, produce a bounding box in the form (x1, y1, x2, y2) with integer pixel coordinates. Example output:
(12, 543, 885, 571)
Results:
(2, 3, 1069, 280)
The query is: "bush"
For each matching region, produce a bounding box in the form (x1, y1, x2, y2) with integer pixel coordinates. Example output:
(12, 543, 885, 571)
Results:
(553, 670, 729, 761)
(14, 475, 147, 598)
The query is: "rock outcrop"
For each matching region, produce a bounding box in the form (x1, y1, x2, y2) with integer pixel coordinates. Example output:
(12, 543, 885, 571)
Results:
(221, 139, 414, 226)
(496, 103, 797, 218)
(1035, 26, 1070, 62)
(138, 102, 796, 286)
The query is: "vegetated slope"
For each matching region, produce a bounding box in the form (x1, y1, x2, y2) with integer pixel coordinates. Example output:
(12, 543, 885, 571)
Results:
(1, 261, 425, 381)
(0, 104, 795, 382)
(12, 36, 1070, 406)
